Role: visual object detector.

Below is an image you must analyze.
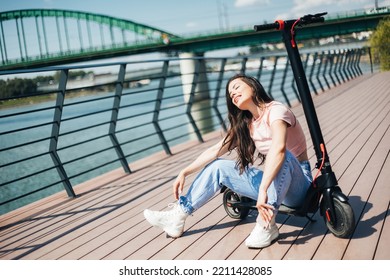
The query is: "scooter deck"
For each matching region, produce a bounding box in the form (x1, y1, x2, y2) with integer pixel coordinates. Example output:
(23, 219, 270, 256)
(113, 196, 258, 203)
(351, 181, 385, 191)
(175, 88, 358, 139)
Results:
(226, 197, 302, 215)
(278, 204, 301, 215)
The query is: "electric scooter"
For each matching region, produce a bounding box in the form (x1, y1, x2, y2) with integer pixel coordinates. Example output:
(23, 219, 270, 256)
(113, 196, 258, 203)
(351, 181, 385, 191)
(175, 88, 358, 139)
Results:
(221, 12, 355, 238)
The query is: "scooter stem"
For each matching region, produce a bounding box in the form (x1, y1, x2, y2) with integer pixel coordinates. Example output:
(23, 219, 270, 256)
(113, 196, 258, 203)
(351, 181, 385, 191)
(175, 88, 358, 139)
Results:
(280, 21, 335, 179)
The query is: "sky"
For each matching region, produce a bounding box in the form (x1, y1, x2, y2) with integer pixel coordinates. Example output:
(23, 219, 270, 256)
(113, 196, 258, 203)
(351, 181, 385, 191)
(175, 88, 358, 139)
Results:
(1, 0, 390, 35)
(0, 0, 389, 74)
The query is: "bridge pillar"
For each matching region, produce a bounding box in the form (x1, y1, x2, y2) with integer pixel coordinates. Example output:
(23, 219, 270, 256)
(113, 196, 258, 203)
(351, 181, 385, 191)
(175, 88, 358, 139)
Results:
(179, 52, 210, 102)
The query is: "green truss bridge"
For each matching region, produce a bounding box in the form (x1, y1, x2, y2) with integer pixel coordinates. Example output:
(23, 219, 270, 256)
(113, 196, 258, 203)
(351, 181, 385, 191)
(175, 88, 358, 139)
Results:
(0, 7, 389, 70)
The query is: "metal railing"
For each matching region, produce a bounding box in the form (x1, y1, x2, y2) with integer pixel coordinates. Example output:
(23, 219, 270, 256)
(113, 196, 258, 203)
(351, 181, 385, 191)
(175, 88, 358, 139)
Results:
(0, 47, 376, 214)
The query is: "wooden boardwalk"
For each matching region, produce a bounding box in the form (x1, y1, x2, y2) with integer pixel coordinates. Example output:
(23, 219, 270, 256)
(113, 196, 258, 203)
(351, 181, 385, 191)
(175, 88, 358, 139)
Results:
(0, 72, 389, 260)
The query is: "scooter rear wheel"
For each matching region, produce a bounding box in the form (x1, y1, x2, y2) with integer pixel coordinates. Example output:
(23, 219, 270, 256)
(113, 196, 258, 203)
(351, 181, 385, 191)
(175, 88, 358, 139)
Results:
(323, 197, 355, 238)
(223, 189, 250, 219)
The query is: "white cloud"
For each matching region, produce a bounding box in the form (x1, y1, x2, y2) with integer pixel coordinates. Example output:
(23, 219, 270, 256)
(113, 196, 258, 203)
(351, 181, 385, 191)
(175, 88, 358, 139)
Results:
(290, 0, 372, 16)
(379, 0, 390, 6)
(186, 22, 198, 28)
(273, 0, 380, 23)
(234, 0, 270, 8)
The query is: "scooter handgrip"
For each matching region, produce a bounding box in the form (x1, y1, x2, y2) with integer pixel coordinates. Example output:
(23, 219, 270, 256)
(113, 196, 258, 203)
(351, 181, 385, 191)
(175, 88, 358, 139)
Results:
(253, 22, 279, 32)
(302, 16, 325, 25)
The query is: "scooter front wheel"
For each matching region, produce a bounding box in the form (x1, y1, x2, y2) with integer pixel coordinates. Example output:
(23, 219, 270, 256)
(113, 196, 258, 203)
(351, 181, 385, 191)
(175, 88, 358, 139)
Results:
(222, 189, 250, 219)
(322, 197, 355, 238)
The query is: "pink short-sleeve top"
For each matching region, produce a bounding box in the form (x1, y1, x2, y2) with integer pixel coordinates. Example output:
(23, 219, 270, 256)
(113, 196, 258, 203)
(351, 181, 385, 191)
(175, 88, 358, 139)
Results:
(249, 101, 307, 158)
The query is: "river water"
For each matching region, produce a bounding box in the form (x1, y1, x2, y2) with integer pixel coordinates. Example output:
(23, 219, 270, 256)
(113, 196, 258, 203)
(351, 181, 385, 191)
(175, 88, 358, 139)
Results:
(0, 72, 227, 214)
(0, 52, 375, 215)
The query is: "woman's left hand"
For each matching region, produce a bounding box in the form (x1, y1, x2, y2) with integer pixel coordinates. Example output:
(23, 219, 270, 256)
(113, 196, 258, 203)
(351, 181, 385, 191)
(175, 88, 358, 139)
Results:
(256, 189, 275, 226)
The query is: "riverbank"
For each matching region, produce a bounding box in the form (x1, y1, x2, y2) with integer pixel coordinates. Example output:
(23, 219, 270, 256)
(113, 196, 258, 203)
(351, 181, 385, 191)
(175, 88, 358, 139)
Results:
(0, 89, 107, 109)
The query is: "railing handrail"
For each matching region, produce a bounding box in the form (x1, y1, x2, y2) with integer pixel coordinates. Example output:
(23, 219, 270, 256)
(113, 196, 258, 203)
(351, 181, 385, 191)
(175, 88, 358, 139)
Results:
(0, 47, 378, 215)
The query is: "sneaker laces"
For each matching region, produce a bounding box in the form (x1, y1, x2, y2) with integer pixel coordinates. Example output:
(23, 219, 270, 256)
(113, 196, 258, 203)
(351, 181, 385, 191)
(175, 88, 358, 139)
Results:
(167, 203, 177, 209)
(158, 203, 183, 216)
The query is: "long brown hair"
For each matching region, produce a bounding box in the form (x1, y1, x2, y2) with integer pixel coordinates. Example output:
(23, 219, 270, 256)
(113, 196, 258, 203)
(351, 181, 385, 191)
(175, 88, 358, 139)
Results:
(221, 74, 273, 173)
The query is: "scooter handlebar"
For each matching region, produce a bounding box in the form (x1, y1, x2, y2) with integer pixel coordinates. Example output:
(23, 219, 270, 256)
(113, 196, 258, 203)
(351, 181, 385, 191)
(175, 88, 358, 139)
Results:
(253, 22, 279, 32)
(254, 12, 327, 32)
(301, 16, 325, 25)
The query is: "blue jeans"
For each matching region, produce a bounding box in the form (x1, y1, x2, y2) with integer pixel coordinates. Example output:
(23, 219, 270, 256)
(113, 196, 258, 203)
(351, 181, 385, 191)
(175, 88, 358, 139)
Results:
(179, 150, 312, 215)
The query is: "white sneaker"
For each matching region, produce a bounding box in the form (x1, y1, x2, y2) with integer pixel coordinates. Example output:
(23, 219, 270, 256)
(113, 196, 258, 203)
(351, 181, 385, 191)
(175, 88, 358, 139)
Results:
(143, 203, 188, 238)
(245, 221, 279, 249)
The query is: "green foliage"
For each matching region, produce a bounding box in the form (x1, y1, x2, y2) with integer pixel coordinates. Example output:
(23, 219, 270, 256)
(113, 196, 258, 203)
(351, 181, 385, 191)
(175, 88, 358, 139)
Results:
(370, 16, 390, 71)
(0, 70, 93, 100)
(0, 78, 37, 99)
(53, 70, 93, 81)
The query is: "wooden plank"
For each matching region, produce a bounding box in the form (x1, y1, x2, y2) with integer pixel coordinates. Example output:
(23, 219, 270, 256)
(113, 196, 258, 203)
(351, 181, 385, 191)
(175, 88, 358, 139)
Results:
(0, 140, 219, 260)
(174, 215, 240, 260)
(285, 111, 389, 259)
(0, 73, 389, 260)
(84, 143, 222, 259)
(199, 213, 257, 260)
(280, 73, 390, 259)
(313, 114, 390, 259)
(296, 74, 380, 167)
(374, 201, 390, 260)
(261, 74, 390, 260)
(34, 146, 218, 259)
(343, 131, 390, 259)
(102, 194, 223, 260)
(39, 188, 171, 259)
(0, 130, 223, 233)
(130, 197, 228, 260)
(1, 168, 157, 256)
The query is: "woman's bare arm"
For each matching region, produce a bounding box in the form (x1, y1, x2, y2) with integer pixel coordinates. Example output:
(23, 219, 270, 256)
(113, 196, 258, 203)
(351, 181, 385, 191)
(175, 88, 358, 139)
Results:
(173, 138, 230, 199)
(257, 119, 288, 223)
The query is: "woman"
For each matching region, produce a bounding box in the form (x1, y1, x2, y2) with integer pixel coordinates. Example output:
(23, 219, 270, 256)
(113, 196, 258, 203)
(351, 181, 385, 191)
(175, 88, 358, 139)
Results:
(144, 74, 313, 249)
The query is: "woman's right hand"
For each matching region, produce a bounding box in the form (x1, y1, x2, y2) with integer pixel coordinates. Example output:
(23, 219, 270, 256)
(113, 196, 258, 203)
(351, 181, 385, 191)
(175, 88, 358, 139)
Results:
(171, 139, 228, 200)
(173, 171, 186, 200)
(256, 189, 275, 226)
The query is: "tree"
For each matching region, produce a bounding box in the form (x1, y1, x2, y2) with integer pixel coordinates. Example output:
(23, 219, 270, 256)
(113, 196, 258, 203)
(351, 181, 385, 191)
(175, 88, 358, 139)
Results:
(0, 80, 7, 99)
(0, 78, 37, 99)
(370, 16, 390, 71)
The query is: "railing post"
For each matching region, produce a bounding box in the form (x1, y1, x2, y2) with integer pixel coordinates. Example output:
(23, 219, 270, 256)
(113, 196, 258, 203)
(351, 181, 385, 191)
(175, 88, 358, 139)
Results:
(355, 48, 362, 76)
(153, 60, 172, 155)
(368, 47, 373, 74)
(345, 49, 354, 79)
(109, 63, 131, 173)
(240, 57, 248, 74)
(349, 49, 358, 78)
(338, 50, 347, 83)
(49, 69, 76, 198)
(343, 49, 351, 81)
(356, 48, 364, 75)
(322, 51, 331, 90)
(333, 50, 341, 85)
(268, 56, 278, 98)
(352, 49, 359, 77)
(328, 50, 337, 87)
(214, 58, 227, 131)
(256, 57, 265, 81)
(316, 52, 325, 92)
(351, 49, 358, 76)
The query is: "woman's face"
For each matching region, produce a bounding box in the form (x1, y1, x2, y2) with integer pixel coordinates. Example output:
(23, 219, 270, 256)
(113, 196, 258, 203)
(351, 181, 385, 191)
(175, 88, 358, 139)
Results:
(228, 78, 254, 110)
